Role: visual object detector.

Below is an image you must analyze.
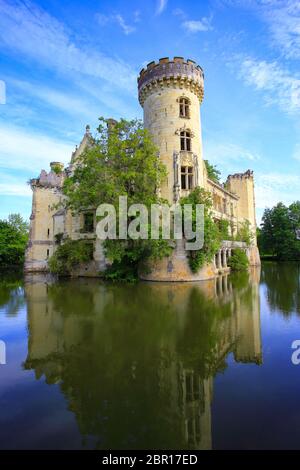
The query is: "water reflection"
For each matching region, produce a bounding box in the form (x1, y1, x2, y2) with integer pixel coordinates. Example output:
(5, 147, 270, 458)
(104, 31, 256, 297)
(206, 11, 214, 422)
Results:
(23, 269, 261, 450)
(261, 262, 300, 316)
(0, 270, 24, 316)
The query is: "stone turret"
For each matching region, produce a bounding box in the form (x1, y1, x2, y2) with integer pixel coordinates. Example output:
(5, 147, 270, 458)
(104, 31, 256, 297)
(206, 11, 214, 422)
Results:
(138, 57, 204, 106)
(226, 170, 256, 230)
(226, 170, 260, 265)
(138, 57, 205, 203)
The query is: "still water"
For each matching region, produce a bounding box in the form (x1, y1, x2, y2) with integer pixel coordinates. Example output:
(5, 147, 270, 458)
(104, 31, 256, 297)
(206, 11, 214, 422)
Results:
(0, 263, 300, 450)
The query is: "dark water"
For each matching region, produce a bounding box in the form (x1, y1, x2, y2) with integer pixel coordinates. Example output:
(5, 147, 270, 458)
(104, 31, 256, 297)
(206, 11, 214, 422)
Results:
(1, 263, 300, 450)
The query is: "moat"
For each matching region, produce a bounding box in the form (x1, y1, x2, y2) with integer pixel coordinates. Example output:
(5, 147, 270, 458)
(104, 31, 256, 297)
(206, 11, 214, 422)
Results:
(1, 262, 300, 450)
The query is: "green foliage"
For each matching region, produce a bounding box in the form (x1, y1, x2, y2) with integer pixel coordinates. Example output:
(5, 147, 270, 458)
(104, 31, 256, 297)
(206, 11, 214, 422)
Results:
(0, 213, 29, 267)
(54, 232, 64, 245)
(227, 248, 249, 271)
(51, 164, 63, 174)
(49, 239, 94, 275)
(235, 219, 253, 246)
(62, 118, 171, 280)
(180, 187, 221, 273)
(63, 118, 167, 210)
(204, 160, 221, 183)
(103, 237, 173, 282)
(7, 213, 29, 236)
(218, 219, 230, 240)
(259, 202, 300, 260)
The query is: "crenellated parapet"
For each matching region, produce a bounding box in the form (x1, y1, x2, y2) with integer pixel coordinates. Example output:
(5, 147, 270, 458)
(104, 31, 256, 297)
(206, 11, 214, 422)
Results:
(30, 168, 65, 189)
(138, 57, 204, 106)
(226, 169, 253, 182)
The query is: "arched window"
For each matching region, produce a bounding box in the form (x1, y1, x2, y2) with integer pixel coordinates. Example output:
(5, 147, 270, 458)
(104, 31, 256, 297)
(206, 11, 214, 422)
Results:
(180, 130, 191, 151)
(179, 97, 190, 118)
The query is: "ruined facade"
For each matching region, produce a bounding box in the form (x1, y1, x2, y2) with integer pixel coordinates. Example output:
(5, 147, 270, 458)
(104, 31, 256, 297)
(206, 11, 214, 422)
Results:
(25, 57, 260, 279)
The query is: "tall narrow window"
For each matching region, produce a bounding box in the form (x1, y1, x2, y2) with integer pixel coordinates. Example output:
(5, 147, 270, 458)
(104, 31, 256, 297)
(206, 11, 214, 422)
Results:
(181, 166, 194, 190)
(180, 130, 191, 151)
(83, 212, 94, 233)
(46, 249, 49, 258)
(47, 228, 50, 237)
(179, 97, 190, 118)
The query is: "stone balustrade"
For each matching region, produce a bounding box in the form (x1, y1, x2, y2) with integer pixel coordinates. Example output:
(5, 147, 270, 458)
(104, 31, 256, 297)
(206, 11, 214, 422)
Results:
(214, 240, 248, 273)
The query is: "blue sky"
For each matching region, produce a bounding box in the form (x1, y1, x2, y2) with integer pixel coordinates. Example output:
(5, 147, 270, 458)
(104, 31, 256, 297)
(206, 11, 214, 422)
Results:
(0, 0, 300, 224)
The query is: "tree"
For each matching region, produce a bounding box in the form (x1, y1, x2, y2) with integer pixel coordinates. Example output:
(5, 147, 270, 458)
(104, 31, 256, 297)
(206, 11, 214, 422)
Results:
(61, 118, 172, 281)
(259, 202, 300, 260)
(7, 213, 29, 236)
(63, 118, 167, 210)
(0, 214, 29, 267)
(204, 160, 221, 184)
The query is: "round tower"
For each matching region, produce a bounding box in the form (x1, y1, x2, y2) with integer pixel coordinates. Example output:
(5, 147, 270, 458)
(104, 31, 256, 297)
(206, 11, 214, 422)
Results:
(138, 56, 205, 203)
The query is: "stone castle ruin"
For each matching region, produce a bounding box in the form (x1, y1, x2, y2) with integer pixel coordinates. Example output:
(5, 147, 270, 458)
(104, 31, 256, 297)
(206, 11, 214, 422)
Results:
(25, 57, 260, 280)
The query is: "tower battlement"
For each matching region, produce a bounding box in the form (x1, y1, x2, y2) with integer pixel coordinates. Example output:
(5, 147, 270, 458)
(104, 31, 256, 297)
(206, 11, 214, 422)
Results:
(226, 170, 253, 182)
(138, 57, 204, 105)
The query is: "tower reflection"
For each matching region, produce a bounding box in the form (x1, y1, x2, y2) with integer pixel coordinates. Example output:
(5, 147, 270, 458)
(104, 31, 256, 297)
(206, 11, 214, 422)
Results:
(24, 269, 261, 450)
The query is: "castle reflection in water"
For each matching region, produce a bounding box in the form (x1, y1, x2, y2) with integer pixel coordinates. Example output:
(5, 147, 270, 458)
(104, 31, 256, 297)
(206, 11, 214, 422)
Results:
(23, 269, 262, 450)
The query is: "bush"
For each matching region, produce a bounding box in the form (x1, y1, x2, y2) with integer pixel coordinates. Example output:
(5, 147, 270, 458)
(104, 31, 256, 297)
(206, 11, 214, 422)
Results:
(49, 239, 94, 275)
(180, 187, 221, 273)
(227, 248, 249, 271)
(102, 237, 173, 282)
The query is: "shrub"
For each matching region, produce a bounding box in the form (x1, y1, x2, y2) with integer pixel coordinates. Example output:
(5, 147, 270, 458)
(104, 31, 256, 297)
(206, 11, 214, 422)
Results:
(227, 248, 249, 271)
(49, 239, 93, 275)
(218, 219, 230, 240)
(180, 187, 221, 273)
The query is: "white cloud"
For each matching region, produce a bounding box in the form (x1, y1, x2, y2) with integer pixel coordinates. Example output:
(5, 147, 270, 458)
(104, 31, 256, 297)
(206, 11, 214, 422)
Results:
(182, 17, 213, 33)
(255, 172, 300, 211)
(133, 10, 141, 23)
(293, 142, 300, 161)
(95, 11, 138, 34)
(0, 0, 136, 93)
(239, 58, 300, 114)
(9, 78, 100, 118)
(95, 13, 109, 26)
(0, 182, 31, 197)
(0, 124, 73, 172)
(260, 0, 300, 60)
(225, 1, 300, 59)
(0, 170, 31, 197)
(204, 141, 260, 173)
(173, 8, 186, 19)
(156, 0, 168, 15)
(115, 14, 136, 35)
